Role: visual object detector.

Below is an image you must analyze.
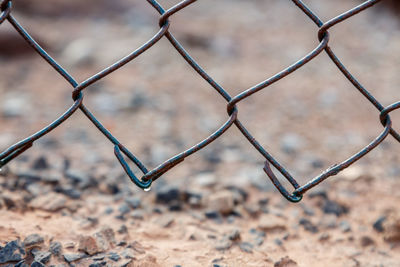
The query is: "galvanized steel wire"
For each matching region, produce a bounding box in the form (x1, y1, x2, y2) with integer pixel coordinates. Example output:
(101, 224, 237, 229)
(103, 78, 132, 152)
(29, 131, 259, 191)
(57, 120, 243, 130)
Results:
(0, 0, 398, 202)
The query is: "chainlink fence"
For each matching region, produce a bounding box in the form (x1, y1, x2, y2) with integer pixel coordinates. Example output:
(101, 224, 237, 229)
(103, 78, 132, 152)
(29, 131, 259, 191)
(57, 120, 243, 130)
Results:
(0, 0, 399, 202)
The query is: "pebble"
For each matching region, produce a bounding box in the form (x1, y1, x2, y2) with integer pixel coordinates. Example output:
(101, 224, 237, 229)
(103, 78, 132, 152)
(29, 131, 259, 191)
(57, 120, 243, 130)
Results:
(63, 253, 87, 263)
(125, 197, 141, 209)
(322, 199, 349, 217)
(31, 156, 49, 170)
(382, 214, 400, 243)
(30, 193, 67, 212)
(108, 252, 120, 262)
(239, 242, 253, 253)
(299, 218, 319, 233)
(258, 215, 287, 233)
(227, 229, 241, 242)
(130, 210, 145, 220)
(118, 203, 131, 215)
(31, 261, 45, 267)
(49, 241, 62, 256)
(78, 235, 106, 256)
(120, 248, 135, 259)
(274, 256, 298, 267)
(156, 186, 181, 204)
(300, 203, 315, 216)
(55, 185, 82, 199)
(360, 236, 375, 247)
(215, 238, 233, 251)
(339, 220, 351, 233)
(65, 170, 91, 189)
(0, 240, 26, 264)
(32, 251, 51, 264)
(225, 186, 248, 204)
(23, 234, 44, 248)
(118, 225, 128, 234)
(158, 215, 174, 228)
(206, 190, 235, 215)
(104, 207, 114, 215)
(204, 210, 222, 220)
(373, 216, 386, 233)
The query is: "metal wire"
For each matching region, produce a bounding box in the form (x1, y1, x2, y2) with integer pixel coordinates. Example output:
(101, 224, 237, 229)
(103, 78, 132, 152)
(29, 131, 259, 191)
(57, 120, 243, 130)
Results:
(0, 0, 398, 202)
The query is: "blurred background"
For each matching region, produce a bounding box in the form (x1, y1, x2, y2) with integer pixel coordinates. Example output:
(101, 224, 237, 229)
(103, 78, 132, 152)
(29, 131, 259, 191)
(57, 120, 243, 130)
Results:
(0, 0, 399, 266)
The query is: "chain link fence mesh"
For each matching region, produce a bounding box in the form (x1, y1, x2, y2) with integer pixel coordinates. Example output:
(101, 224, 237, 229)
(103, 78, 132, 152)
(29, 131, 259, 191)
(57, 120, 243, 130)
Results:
(0, 0, 398, 202)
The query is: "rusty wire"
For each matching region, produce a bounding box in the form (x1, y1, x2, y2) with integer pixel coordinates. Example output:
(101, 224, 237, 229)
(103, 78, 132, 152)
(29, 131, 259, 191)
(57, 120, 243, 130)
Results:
(0, 0, 398, 202)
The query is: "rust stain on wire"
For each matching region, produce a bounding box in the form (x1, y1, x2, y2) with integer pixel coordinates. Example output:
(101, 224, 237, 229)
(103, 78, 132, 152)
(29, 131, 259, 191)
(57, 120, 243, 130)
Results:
(0, 0, 398, 202)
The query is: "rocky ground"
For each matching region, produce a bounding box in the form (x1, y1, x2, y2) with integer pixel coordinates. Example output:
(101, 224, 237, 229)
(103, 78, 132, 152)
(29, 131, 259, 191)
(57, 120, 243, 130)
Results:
(0, 0, 400, 266)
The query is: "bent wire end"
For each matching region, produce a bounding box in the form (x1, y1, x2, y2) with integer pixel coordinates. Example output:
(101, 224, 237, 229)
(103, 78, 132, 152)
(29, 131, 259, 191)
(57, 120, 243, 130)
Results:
(114, 145, 152, 190)
(263, 161, 303, 203)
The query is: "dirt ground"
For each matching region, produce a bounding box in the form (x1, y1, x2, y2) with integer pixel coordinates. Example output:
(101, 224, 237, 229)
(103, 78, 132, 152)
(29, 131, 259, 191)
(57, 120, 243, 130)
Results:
(0, 0, 399, 266)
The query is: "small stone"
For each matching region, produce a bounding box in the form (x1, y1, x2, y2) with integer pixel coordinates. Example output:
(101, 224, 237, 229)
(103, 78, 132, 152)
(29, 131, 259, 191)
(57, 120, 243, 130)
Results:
(339, 221, 351, 233)
(225, 186, 248, 204)
(65, 170, 91, 189)
(118, 203, 131, 215)
(360, 236, 375, 247)
(215, 239, 233, 251)
(78, 236, 105, 256)
(258, 215, 287, 233)
(0, 240, 26, 264)
(92, 254, 105, 261)
(95, 226, 116, 247)
(118, 225, 128, 234)
(168, 201, 182, 212)
(104, 207, 114, 215)
(130, 210, 145, 220)
(156, 186, 180, 204)
(207, 190, 235, 215)
(125, 197, 141, 209)
(299, 218, 319, 233)
(30, 193, 67, 212)
(23, 234, 44, 248)
(373, 216, 386, 233)
(49, 241, 62, 255)
(204, 210, 221, 220)
(382, 214, 400, 243)
(300, 204, 315, 216)
(239, 242, 253, 253)
(31, 156, 49, 170)
(128, 241, 146, 254)
(63, 253, 87, 263)
(158, 215, 174, 228)
(274, 256, 298, 267)
(64, 242, 75, 249)
(319, 233, 330, 242)
(33, 251, 51, 263)
(56, 185, 82, 199)
(322, 199, 349, 217)
(108, 252, 120, 262)
(120, 249, 135, 259)
(227, 229, 241, 242)
(31, 261, 45, 267)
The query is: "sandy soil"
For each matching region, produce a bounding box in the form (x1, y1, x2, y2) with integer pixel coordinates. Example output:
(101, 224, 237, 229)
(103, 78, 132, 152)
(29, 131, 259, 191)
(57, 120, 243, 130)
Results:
(0, 0, 399, 266)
